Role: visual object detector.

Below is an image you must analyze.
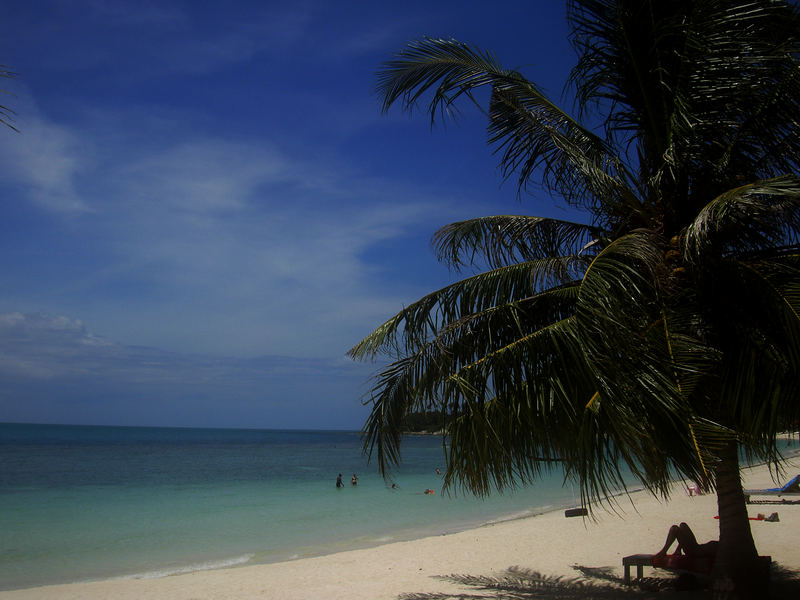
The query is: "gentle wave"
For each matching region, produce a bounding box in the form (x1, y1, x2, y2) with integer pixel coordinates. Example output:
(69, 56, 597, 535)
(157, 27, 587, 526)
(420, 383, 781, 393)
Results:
(480, 507, 548, 527)
(119, 554, 254, 580)
(370, 535, 395, 543)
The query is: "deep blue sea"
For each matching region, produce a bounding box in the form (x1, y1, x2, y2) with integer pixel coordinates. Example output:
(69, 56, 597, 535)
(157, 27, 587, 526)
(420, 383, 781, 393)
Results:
(0, 423, 580, 591)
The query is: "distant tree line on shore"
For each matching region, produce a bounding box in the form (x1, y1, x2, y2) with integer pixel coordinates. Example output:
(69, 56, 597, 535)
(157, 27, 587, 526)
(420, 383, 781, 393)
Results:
(401, 411, 448, 433)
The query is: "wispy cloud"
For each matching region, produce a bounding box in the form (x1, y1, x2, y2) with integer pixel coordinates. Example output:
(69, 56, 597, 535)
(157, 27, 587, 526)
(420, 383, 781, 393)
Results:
(0, 93, 91, 212)
(0, 311, 361, 381)
(0, 311, 374, 428)
(0, 0, 567, 428)
(58, 1, 319, 77)
(115, 138, 292, 213)
(0, 95, 457, 359)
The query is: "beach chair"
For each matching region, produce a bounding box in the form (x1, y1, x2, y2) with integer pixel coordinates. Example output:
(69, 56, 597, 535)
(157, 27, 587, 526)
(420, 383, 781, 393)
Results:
(744, 474, 800, 504)
(622, 553, 711, 585)
(622, 554, 771, 585)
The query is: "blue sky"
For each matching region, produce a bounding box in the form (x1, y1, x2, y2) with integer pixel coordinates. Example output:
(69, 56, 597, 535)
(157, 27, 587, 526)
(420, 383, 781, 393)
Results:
(0, 1, 577, 430)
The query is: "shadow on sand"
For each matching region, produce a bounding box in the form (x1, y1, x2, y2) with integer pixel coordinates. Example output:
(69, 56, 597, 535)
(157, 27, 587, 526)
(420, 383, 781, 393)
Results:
(398, 562, 800, 600)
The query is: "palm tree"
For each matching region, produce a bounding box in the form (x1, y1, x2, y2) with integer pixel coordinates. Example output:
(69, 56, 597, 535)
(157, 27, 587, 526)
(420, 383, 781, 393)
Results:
(349, 1, 800, 598)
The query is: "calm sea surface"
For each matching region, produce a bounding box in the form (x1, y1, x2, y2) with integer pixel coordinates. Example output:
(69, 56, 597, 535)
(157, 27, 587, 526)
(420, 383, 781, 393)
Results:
(0, 423, 579, 591)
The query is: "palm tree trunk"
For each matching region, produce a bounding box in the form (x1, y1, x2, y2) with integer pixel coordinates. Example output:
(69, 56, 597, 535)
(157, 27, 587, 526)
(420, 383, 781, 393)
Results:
(712, 441, 766, 600)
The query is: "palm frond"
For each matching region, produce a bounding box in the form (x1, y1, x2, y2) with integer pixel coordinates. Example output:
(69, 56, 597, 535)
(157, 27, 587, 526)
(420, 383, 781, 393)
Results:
(683, 176, 800, 264)
(360, 287, 582, 480)
(348, 259, 583, 361)
(376, 37, 503, 120)
(568, 1, 800, 231)
(485, 73, 640, 220)
(431, 214, 601, 271)
(376, 37, 635, 217)
(357, 1, 800, 533)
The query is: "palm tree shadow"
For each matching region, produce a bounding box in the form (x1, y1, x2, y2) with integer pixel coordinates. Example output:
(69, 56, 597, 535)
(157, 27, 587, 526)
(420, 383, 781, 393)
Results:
(399, 563, 800, 600)
(769, 563, 800, 600)
(399, 565, 683, 600)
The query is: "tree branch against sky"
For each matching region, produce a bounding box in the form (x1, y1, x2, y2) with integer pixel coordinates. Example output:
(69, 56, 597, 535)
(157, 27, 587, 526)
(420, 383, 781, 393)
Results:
(0, 64, 18, 132)
(351, 2, 800, 597)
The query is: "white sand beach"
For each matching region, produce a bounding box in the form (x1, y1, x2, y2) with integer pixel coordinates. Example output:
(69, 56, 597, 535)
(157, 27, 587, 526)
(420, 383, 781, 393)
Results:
(3, 459, 798, 600)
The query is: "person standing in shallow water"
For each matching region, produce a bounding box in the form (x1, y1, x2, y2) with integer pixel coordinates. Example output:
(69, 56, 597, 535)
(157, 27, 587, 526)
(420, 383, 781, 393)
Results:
(336, 473, 343, 488)
(351, 473, 358, 486)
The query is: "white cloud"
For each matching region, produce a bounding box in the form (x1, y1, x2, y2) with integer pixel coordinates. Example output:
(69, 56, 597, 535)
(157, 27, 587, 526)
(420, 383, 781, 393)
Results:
(0, 312, 96, 378)
(0, 98, 454, 358)
(116, 139, 292, 213)
(0, 311, 365, 379)
(0, 311, 86, 335)
(0, 311, 374, 428)
(0, 93, 91, 212)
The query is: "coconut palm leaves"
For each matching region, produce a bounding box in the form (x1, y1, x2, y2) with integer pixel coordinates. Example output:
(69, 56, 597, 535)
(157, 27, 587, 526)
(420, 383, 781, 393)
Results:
(354, 0, 800, 498)
(352, 6, 800, 593)
(377, 37, 636, 223)
(568, 0, 800, 230)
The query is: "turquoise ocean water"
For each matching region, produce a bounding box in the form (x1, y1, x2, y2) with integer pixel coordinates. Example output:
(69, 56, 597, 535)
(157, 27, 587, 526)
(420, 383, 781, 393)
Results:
(0, 423, 581, 591)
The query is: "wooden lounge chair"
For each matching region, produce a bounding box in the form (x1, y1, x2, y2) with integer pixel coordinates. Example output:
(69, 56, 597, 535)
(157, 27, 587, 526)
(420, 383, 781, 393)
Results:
(622, 553, 711, 585)
(622, 553, 771, 585)
(744, 473, 800, 504)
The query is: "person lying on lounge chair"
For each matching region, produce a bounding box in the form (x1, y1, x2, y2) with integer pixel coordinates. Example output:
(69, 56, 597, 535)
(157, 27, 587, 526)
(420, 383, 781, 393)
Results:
(655, 522, 718, 558)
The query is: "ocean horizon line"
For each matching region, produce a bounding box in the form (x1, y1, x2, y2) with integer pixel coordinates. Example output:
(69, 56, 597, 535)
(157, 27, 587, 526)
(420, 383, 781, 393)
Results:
(0, 421, 364, 434)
